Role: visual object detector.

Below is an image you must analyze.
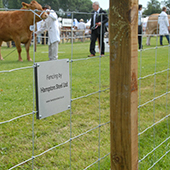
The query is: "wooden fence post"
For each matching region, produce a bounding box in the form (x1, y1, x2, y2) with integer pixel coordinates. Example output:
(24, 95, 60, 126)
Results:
(109, 0, 138, 169)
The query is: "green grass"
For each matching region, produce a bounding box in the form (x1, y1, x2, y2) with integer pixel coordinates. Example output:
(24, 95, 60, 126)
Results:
(138, 36, 170, 170)
(0, 41, 110, 170)
(0, 37, 170, 169)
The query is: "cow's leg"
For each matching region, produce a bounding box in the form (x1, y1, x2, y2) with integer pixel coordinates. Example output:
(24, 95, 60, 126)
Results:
(0, 41, 4, 60)
(146, 36, 151, 46)
(13, 39, 23, 61)
(25, 39, 32, 61)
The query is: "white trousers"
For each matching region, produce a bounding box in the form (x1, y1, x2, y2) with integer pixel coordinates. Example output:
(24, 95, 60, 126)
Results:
(48, 41, 59, 60)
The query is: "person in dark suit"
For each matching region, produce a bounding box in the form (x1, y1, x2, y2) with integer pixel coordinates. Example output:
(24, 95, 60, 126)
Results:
(138, 4, 143, 49)
(88, 1, 108, 57)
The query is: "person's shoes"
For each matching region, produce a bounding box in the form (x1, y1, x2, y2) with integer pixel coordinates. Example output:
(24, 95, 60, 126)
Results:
(88, 54, 95, 57)
(101, 54, 105, 57)
(160, 44, 163, 46)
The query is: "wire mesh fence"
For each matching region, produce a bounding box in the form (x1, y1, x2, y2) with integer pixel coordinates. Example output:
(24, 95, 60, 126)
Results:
(1, 7, 170, 170)
(0, 9, 110, 169)
(138, 14, 170, 169)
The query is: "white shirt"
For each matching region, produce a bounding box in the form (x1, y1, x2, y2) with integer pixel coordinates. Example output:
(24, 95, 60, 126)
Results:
(93, 8, 100, 26)
(158, 11, 169, 35)
(138, 10, 142, 26)
(36, 10, 60, 45)
(36, 20, 44, 31)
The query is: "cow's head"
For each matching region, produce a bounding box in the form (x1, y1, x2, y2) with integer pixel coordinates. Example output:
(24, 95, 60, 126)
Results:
(22, 1, 48, 21)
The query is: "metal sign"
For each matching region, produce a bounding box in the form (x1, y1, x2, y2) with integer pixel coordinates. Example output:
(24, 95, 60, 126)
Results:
(34, 59, 70, 119)
(62, 18, 73, 27)
(67, 13, 71, 17)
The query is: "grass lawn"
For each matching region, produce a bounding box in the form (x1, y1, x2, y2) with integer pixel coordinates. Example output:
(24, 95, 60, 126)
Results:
(0, 36, 170, 169)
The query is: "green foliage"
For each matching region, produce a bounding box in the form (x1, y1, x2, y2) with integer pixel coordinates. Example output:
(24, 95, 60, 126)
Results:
(57, 0, 92, 21)
(0, 0, 3, 8)
(4, 0, 93, 21)
(36, 0, 60, 11)
(6, 0, 60, 9)
(105, 8, 109, 14)
(143, 0, 161, 16)
(163, 0, 170, 8)
(7, 0, 29, 9)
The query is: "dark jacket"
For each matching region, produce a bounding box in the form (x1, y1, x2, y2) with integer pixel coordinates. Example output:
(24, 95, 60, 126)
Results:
(90, 8, 108, 34)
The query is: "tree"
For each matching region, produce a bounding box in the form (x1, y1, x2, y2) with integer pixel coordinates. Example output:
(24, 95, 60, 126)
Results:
(0, 0, 3, 8)
(143, 0, 161, 16)
(38, 0, 93, 21)
(163, 0, 170, 14)
(3, 0, 95, 22)
(163, 0, 170, 7)
(36, 0, 60, 11)
(58, 0, 93, 21)
(7, 0, 30, 9)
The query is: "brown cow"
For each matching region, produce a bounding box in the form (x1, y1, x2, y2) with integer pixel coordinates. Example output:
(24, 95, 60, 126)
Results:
(146, 13, 170, 45)
(0, 1, 48, 61)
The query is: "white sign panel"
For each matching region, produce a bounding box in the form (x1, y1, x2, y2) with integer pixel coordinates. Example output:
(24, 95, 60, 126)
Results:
(35, 59, 70, 119)
(62, 18, 73, 27)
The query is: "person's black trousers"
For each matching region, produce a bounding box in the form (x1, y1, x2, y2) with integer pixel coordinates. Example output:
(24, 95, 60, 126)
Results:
(90, 29, 105, 55)
(138, 25, 142, 49)
(160, 35, 170, 45)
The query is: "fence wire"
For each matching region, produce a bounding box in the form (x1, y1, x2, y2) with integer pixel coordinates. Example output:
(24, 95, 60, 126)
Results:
(1, 8, 170, 170)
(8, 121, 110, 170)
(0, 9, 110, 170)
(138, 16, 170, 169)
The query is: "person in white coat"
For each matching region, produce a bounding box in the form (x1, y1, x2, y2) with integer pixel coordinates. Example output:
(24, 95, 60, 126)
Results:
(35, 7, 60, 60)
(36, 20, 44, 44)
(158, 7, 170, 46)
